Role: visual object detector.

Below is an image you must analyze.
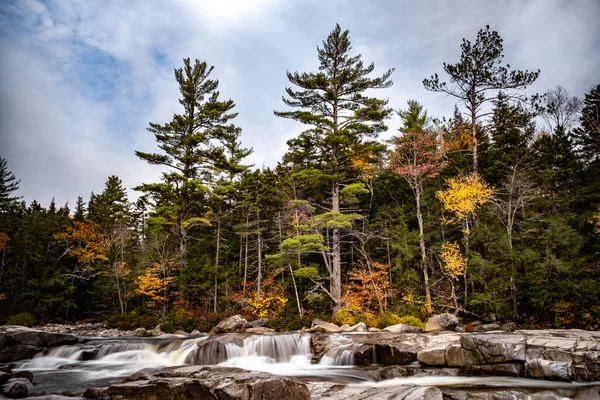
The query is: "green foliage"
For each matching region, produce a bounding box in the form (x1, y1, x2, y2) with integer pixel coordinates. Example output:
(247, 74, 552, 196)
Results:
(106, 312, 160, 331)
(294, 267, 320, 280)
(340, 183, 369, 205)
(164, 307, 198, 333)
(268, 303, 310, 331)
(335, 308, 356, 326)
(6, 312, 36, 327)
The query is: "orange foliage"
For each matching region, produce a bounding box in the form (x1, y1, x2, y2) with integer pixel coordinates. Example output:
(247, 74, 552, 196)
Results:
(54, 221, 108, 280)
(0, 232, 9, 251)
(136, 261, 175, 308)
(342, 262, 393, 314)
(232, 270, 288, 319)
(591, 206, 600, 235)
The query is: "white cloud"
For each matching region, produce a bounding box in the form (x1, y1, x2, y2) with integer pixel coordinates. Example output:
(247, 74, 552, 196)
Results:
(1, 0, 598, 207)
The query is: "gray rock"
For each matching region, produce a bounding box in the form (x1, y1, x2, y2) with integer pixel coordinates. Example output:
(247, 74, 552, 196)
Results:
(130, 327, 150, 337)
(108, 365, 311, 400)
(526, 358, 573, 381)
(0, 371, 10, 385)
(417, 347, 447, 365)
(11, 370, 33, 383)
(425, 313, 459, 332)
(151, 324, 165, 336)
(3, 377, 34, 398)
(310, 382, 443, 400)
(174, 330, 188, 335)
(249, 318, 269, 328)
(210, 315, 250, 334)
(383, 323, 422, 333)
(308, 322, 342, 333)
(368, 327, 382, 332)
(0, 344, 44, 362)
(245, 327, 275, 334)
(375, 343, 418, 365)
(340, 322, 367, 332)
(459, 334, 526, 364)
(0, 326, 77, 347)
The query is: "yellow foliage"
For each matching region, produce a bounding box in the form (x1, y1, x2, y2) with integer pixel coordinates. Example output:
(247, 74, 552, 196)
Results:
(437, 174, 493, 230)
(247, 295, 288, 319)
(335, 308, 357, 326)
(135, 262, 174, 307)
(237, 270, 289, 319)
(54, 221, 108, 279)
(591, 206, 600, 235)
(440, 242, 466, 279)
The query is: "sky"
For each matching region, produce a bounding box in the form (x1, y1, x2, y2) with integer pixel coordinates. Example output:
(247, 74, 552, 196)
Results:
(1, 0, 599, 207)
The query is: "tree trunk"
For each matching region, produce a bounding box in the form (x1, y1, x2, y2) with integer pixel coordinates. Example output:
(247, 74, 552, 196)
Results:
(331, 183, 342, 316)
(289, 264, 303, 315)
(415, 186, 432, 308)
(242, 214, 249, 302)
(470, 88, 479, 174)
(214, 219, 220, 313)
(256, 213, 262, 300)
(463, 218, 470, 310)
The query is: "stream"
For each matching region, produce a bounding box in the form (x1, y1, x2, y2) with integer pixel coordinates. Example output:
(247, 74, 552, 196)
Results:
(10, 332, 600, 399)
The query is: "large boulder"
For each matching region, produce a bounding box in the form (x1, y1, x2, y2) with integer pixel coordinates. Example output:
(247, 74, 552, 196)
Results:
(187, 334, 245, 365)
(0, 344, 44, 362)
(424, 313, 459, 332)
(105, 365, 311, 400)
(308, 320, 341, 333)
(245, 327, 275, 334)
(339, 322, 367, 333)
(0, 326, 78, 348)
(249, 318, 269, 328)
(211, 315, 250, 334)
(3, 377, 34, 398)
(310, 382, 443, 400)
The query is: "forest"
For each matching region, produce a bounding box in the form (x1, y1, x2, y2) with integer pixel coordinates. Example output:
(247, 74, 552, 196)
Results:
(1, 24, 599, 333)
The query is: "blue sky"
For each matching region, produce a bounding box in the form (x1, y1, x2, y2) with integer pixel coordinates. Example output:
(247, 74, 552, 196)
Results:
(1, 0, 599, 207)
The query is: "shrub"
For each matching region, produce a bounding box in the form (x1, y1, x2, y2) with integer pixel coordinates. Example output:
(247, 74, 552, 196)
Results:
(106, 312, 160, 330)
(269, 303, 310, 331)
(197, 312, 226, 333)
(335, 308, 356, 326)
(395, 315, 425, 329)
(7, 312, 36, 327)
(164, 307, 198, 333)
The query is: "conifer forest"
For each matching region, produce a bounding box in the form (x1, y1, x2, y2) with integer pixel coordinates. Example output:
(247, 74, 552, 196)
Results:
(1, 24, 599, 332)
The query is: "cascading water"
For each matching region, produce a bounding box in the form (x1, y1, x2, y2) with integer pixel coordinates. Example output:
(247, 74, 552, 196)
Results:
(10, 332, 599, 399)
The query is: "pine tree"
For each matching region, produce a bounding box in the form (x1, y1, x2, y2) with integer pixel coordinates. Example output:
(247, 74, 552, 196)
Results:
(275, 24, 393, 315)
(73, 196, 86, 222)
(572, 84, 600, 164)
(135, 58, 241, 270)
(423, 25, 539, 174)
(0, 157, 21, 212)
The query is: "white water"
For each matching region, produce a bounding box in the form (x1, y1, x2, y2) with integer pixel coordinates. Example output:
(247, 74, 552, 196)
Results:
(13, 333, 600, 399)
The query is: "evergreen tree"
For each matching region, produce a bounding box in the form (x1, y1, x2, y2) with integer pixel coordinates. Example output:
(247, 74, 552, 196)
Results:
(0, 157, 21, 212)
(73, 196, 86, 222)
(275, 24, 393, 315)
(135, 58, 241, 271)
(423, 25, 539, 173)
(572, 84, 600, 164)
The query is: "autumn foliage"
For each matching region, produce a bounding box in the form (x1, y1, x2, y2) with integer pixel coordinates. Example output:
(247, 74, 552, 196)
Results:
(437, 174, 494, 230)
(341, 262, 393, 315)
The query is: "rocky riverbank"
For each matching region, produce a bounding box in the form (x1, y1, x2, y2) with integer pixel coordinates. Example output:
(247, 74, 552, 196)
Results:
(1, 320, 599, 399)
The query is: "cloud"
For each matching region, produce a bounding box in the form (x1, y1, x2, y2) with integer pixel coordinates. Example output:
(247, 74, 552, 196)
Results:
(1, 0, 598, 207)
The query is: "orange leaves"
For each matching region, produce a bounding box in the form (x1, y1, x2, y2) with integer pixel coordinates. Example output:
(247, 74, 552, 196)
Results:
(54, 221, 108, 280)
(135, 262, 174, 307)
(440, 242, 466, 279)
(342, 262, 393, 314)
(0, 232, 9, 252)
(591, 206, 600, 235)
(437, 174, 493, 229)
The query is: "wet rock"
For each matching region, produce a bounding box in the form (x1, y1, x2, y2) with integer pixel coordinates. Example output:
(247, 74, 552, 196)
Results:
(459, 334, 526, 364)
(375, 343, 418, 365)
(383, 323, 422, 333)
(190, 329, 201, 335)
(187, 334, 245, 364)
(3, 377, 34, 398)
(445, 345, 477, 368)
(0, 364, 12, 374)
(424, 313, 459, 332)
(310, 382, 443, 400)
(174, 330, 188, 335)
(108, 366, 311, 400)
(525, 358, 573, 381)
(83, 387, 109, 399)
(249, 318, 269, 328)
(0, 344, 44, 362)
(0, 371, 10, 385)
(210, 315, 250, 334)
(469, 362, 523, 377)
(245, 327, 275, 334)
(417, 346, 447, 366)
(11, 370, 33, 383)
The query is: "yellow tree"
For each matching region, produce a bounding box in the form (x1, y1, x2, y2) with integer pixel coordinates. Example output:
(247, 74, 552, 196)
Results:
(341, 262, 393, 317)
(436, 174, 493, 307)
(136, 262, 174, 317)
(55, 221, 108, 281)
(439, 242, 466, 312)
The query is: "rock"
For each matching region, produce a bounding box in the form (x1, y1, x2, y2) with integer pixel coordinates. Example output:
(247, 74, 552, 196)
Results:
(526, 358, 573, 380)
(245, 327, 275, 334)
(0, 344, 44, 362)
(210, 315, 250, 334)
(0, 326, 77, 348)
(383, 323, 422, 333)
(130, 327, 150, 337)
(339, 322, 367, 333)
(190, 329, 201, 335)
(0, 364, 12, 374)
(308, 321, 342, 333)
(151, 324, 165, 336)
(481, 323, 501, 331)
(249, 318, 269, 328)
(445, 345, 477, 368)
(11, 370, 33, 383)
(459, 334, 526, 364)
(3, 377, 34, 398)
(311, 318, 329, 327)
(310, 382, 443, 400)
(417, 347, 447, 366)
(0, 371, 10, 385)
(368, 327, 382, 332)
(187, 334, 245, 364)
(375, 343, 418, 365)
(470, 362, 523, 377)
(424, 313, 459, 332)
(174, 330, 188, 335)
(83, 387, 109, 398)
(501, 322, 518, 332)
(107, 365, 311, 400)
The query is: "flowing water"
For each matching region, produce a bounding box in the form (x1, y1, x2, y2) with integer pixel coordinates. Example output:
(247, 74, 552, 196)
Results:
(9, 333, 600, 399)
